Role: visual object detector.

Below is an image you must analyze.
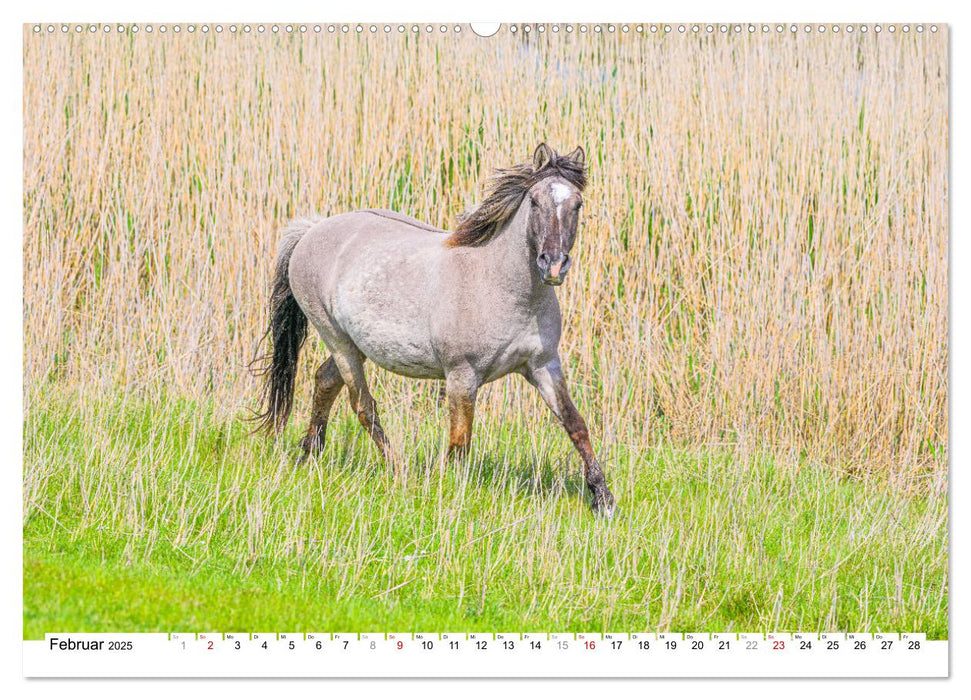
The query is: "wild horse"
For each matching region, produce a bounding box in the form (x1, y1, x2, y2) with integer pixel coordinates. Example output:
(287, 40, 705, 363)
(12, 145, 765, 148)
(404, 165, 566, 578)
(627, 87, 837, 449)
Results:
(253, 144, 615, 516)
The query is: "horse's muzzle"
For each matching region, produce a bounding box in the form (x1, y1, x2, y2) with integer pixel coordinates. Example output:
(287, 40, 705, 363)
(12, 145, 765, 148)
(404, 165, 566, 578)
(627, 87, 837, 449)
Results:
(537, 252, 572, 285)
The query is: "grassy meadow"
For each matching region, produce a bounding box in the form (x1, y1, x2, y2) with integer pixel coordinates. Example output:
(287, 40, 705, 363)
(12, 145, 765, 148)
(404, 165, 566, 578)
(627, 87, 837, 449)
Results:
(23, 24, 948, 637)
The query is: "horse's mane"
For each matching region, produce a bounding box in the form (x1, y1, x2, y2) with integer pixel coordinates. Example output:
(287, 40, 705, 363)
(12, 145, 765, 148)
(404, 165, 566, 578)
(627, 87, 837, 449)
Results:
(446, 146, 587, 247)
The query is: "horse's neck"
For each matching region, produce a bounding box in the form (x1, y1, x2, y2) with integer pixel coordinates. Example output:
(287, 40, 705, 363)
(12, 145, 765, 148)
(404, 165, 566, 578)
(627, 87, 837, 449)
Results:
(478, 203, 549, 305)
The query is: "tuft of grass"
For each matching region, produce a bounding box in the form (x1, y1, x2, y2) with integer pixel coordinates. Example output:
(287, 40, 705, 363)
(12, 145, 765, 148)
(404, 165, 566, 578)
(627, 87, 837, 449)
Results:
(23, 392, 948, 639)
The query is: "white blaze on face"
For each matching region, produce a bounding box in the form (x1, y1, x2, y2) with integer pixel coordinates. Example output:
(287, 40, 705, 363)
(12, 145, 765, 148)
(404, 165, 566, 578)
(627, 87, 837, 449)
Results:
(550, 182, 573, 241)
(551, 182, 572, 218)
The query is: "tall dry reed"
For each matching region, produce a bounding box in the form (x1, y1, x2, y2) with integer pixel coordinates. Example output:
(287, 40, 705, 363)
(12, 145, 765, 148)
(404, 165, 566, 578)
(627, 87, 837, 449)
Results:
(23, 24, 948, 475)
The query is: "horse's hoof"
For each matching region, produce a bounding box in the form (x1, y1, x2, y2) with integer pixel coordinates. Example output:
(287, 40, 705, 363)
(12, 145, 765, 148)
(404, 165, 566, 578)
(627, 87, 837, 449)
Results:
(298, 435, 324, 464)
(592, 492, 616, 519)
(296, 446, 319, 465)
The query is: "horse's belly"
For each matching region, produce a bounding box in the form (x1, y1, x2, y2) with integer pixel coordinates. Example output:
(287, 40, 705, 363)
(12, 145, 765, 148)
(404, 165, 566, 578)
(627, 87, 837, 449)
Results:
(337, 297, 444, 379)
(357, 334, 444, 379)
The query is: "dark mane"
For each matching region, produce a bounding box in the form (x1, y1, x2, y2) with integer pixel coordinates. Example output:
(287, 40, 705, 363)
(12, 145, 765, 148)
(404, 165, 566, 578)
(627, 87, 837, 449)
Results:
(447, 148, 587, 247)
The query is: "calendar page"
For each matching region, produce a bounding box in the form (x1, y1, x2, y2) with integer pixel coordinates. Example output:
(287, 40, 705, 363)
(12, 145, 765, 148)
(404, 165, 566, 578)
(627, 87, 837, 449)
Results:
(21, 19, 948, 678)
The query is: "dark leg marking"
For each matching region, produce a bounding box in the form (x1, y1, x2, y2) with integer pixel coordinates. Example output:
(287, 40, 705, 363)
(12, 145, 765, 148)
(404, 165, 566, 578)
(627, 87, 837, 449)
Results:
(328, 350, 396, 464)
(447, 394, 476, 459)
(445, 370, 479, 460)
(526, 361, 616, 516)
(555, 385, 613, 512)
(352, 388, 393, 461)
(300, 357, 345, 458)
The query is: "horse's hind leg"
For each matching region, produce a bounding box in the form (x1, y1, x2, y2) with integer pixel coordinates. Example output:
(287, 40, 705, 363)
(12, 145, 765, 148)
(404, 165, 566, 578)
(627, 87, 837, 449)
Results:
(331, 351, 395, 464)
(299, 357, 345, 460)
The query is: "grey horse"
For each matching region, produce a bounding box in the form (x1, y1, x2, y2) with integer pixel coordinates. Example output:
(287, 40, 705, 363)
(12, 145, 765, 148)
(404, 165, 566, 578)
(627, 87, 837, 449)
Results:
(253, 144, 615, 516)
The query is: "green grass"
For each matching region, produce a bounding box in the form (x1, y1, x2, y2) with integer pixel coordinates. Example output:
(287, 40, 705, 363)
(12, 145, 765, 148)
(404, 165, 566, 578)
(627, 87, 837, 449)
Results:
(23, 390, 948, 639)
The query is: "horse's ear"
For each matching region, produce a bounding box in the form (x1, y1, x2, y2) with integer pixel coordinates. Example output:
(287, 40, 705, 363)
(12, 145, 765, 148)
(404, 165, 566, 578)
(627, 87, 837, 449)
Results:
(532, 143, 554, 171)
(567, 146, 585, 165)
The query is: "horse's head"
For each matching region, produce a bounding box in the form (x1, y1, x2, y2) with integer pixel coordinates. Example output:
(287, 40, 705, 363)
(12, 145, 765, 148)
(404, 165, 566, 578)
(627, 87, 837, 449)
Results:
(526, 144, 586, 286)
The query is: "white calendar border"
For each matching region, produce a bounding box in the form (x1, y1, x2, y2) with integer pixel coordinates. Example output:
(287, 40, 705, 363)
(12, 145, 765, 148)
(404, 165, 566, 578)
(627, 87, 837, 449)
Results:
(6, 0, 964, 694)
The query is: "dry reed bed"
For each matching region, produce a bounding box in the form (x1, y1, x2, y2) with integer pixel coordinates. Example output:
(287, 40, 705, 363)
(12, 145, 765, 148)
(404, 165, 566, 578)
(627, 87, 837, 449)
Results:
(23, 27, 948, 475)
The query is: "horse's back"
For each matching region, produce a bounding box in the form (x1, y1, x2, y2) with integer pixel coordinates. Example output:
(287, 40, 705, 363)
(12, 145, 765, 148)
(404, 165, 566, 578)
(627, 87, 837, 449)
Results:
(359, 208, 450, 234)
(295, 210, 449, 254)
(288, 209, 450, 378)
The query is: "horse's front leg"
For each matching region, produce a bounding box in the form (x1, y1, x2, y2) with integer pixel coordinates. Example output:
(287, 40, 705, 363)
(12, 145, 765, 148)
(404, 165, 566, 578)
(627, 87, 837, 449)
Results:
(444, 368, 479, 460)
(524, 359, 616, 517)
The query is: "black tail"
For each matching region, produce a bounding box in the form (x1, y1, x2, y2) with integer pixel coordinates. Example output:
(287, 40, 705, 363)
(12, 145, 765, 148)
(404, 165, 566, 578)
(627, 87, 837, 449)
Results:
(249, 219, 317, 434)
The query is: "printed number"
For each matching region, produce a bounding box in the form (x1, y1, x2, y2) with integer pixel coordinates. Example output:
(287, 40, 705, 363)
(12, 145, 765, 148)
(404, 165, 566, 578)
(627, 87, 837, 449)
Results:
(315, 641, 322, 650)
(638, 641, 651, 650)
(691, 641, 704, 651)
(718, 641, 730, 650)
(611, 641, 623, 650)
(208, 641, 214, 651)
(530, 641, 542, 650)
(881, 641, 893, 650)
(503, 641, 515, 650)
(288, 641, 295, 650)
(422, 641, 434, 650)
(666, 641, 677, 650)
(235, 641, 241, 650)
(557, 641, 569, 650)
(827, 641, 839, 651)
(746, 641, 758, 650)
(477, 641, 488, 650)
(449, 641, 459, 650)
(261, 641, 268, 650)
(108, 641, 133, 651)
(396, 641, 404, 650)
(854, 641, 866, 651)
(585, 641, 596, 650)
(773, 641, 785, 650)
(908, 641, 921, 650)
(799, 641, 812, 650)
(343, 641, 350, 650)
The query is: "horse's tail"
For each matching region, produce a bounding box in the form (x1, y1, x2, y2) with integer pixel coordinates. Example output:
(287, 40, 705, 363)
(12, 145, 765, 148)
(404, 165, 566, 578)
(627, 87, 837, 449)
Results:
(249, 218, 317, 434)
